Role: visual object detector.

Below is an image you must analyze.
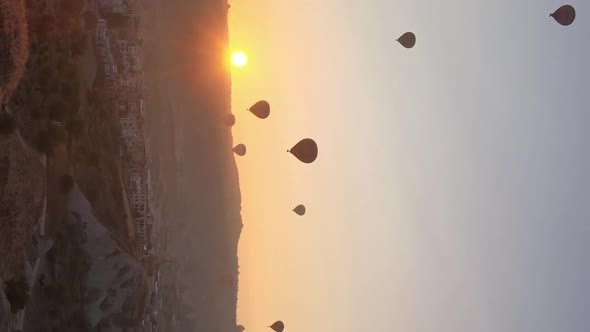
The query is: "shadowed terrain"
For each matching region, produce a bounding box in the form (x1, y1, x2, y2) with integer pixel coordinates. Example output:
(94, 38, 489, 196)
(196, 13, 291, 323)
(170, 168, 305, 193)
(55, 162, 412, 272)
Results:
(0, 0, 29, 103)
(142, 0, 242, 330)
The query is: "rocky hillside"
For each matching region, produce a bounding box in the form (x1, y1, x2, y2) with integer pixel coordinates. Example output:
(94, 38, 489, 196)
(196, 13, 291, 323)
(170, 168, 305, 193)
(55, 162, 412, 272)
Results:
(65, 184, 148, 330)
(0, 0, 28, 103)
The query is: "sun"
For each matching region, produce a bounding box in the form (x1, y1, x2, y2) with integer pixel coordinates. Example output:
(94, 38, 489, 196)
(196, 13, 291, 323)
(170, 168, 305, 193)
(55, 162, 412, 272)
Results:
(231, 51, 248, 67)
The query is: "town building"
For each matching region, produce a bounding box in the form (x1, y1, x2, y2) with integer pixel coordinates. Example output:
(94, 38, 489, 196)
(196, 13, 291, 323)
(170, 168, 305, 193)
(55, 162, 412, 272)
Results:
(95, 11, 153, 247)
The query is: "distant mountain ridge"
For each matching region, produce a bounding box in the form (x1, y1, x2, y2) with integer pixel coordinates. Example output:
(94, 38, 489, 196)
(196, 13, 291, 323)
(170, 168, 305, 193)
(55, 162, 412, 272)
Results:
(142, 0, 242, 329)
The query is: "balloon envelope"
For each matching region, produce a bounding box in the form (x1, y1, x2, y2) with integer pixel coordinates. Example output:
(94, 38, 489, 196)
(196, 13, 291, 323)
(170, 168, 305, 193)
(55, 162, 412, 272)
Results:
(269, 321, 284, 332)
(293, 204, 306, 216)
(288, 138, 318, 164)
(248, 100, 270, 119)
(233, 144, 246, 156)
(550, 5, 575, 26)
(224, 113, 236, 126)
(396, 32, 416, 48)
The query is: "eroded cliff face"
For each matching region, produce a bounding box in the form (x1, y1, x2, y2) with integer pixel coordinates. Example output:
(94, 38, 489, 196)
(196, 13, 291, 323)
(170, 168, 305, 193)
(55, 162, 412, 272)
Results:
(66, 185, 147, 330)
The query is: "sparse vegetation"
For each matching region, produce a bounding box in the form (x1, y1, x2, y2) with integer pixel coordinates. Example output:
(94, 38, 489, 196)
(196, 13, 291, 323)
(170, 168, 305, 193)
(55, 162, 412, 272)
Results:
(38, 221, 94, 330)
(0, 1, 151, 328)
(33, 126, 67, 155)
(0, 0, 29, 103)
(44, 282, 71, 305)
(101, 11, 132, 29)
(33, 129, 55, 154)
(71, 34, 88, 58)
(0, 131, 44, 279)
(60, 174, 75, 194)
(4, 277, 29, 313)
(0, 112, 16, 135)
(48, 101, 69, 122)
(83, 10, 99, 31)
(5, 0, 138, 255)
(65, 117, 84, 138)
(9, 0, 85, 145)
(70, 95, 136, 251)
(68, 310, 88, 329)
(0, 0, 86, 280)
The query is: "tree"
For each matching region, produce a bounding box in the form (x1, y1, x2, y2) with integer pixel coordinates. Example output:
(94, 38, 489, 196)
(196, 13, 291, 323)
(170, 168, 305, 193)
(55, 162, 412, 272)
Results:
(31, 15, 55, 40)
(4, 277, 30, 313)
(66, 118, 84, 137)
(83, 10, 98, 31)
(30, 107, 42, 119)
(34, 129, 54, 154)
(104, 13, 131, 29)
(71, 34, 87, 58)
(0, 112, 16, 135)
(61, 0, 85, 16)
(60, 174, 75, 194)
(61, 81, 78, 100)
(48, 307, 60, 320)
(48, 101, 68, 121)
(63, 62, 80, 81)
(44, 282, 71, 305)
(0, 0, 30, 103)
(68, 310, 89, 329)
(38, 72, 56, 94)
(34, 127, 67, 154)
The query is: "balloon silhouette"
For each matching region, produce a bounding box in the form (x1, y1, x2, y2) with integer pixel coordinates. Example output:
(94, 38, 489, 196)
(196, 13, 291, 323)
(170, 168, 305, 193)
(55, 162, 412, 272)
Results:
(233, 144, 246, 156)
(224, 113, 236, 126)
(269, 321, 284, 332)
(550, 5, 575, 26)
(288, 138, 318, 164)
(248, 100, 270, 119)
(396, 32, 416, 48)
(293, 204, 306, 216)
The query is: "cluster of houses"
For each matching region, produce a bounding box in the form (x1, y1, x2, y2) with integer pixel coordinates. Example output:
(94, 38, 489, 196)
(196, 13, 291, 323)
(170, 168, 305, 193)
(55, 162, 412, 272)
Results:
(93, 1, 169, 330)
(95, 0, 154, 249)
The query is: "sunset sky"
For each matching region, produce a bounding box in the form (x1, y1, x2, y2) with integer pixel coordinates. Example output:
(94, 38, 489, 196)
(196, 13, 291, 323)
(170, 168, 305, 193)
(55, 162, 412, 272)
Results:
(228, 1, 590, 331)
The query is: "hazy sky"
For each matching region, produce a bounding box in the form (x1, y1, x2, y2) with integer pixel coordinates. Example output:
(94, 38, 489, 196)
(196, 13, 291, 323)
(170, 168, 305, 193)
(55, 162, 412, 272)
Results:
(229, 1, 590, 331)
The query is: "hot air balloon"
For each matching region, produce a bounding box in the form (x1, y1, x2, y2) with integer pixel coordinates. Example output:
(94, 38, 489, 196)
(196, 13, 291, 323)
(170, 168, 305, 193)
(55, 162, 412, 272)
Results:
(269, 321, 284, 332)
(293, 204, 306, 216)
(288, 138, 318, 164)
(248, 100, 270, 119)
(396, 32, 416, 48)
(550, 5, 575, 26)
(224, 113, 236, 126)
(233, 144, 246, 156)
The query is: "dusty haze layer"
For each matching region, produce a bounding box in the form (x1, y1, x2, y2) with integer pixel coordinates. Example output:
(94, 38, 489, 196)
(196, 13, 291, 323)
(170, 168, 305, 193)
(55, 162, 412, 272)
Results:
(143, 0, 242, 330)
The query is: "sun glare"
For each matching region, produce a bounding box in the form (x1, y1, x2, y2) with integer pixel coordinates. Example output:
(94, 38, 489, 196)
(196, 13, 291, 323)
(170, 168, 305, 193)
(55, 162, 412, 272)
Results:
(231, 51, 248, 67)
